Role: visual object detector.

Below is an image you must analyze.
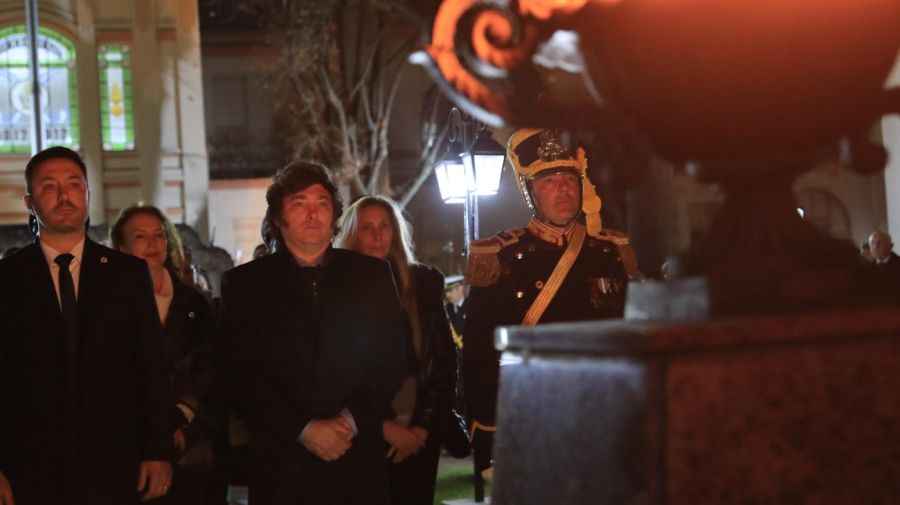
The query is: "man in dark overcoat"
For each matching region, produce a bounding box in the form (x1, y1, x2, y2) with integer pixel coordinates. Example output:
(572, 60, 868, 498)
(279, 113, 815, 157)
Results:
(220, 160, 407, 505)
(0, 147, 174, 505)
(867, 230, 900, 299)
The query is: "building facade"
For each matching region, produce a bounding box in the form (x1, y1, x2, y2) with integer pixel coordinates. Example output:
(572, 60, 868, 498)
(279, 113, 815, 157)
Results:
(0, 0, 209, 235)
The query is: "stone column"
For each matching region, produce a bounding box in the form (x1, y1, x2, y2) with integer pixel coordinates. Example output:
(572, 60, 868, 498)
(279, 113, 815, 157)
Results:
(175, 0, 210, 236)
(75, 0, 106, 223)
(882, 51, 900, 242)
(130, 0, 164, 208)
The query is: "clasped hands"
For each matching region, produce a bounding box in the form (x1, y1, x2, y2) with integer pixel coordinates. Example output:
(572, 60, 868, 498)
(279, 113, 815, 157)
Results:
(301, 416, 355, 462)
(383, 420, 427, 464)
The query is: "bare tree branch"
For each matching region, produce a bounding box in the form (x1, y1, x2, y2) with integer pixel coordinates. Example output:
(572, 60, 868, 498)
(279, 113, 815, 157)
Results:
(397, 84, 452, 205)
(348, 26, 388, 102)
(224, 0, 445, 204)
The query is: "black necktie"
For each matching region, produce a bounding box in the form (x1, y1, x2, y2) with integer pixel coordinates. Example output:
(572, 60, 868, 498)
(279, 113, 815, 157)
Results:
(54, 253, 78, 356)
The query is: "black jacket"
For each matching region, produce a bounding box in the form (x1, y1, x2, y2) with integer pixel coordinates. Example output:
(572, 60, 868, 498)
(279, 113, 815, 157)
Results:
(220, 247, 408, 505)
(0, 239, 173, 505)
(400, 264, 458, 435)
(865, 252, 900, 302)
(463, 227, 628, 428)
(163, 276, 222, 462)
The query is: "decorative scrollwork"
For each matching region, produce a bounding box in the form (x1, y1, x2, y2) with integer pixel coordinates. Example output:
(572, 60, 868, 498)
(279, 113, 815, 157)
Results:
(463, 4, 537, 73)
(424, 0, 593, 122)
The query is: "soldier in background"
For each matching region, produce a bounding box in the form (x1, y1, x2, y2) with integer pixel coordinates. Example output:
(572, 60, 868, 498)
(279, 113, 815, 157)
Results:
(444, 274, 467, 341)
(462, 128, 636, 494)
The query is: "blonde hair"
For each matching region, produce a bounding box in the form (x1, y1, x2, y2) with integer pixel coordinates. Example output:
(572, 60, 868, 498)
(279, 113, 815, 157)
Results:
(110, 204, 186, 279)
(336, 196, 422, 353)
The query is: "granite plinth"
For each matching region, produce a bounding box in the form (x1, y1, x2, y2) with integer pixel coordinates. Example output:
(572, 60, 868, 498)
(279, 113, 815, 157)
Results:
(490, 307, 900, 505)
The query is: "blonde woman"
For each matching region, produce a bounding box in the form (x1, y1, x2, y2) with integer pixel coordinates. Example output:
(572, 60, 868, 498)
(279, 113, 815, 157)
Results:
(110, 205, 223, 505)
(336, 196, 458, 504)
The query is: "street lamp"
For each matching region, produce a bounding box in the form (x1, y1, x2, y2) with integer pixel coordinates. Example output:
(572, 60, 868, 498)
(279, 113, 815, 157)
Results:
(434, 139, 467, 204)
(434, 107, 506, 256)
(463, 129, 505, 196)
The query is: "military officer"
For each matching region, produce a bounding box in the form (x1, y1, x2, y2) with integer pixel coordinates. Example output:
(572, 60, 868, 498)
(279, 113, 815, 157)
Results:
(462, 128, 636, 486)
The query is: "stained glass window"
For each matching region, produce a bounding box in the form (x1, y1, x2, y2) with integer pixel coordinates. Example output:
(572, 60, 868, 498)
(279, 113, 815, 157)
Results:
(98, 44, 134, 151)
(0, 26, 79, 154)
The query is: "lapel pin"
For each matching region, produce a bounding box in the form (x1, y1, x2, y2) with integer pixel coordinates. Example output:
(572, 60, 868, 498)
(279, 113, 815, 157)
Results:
(100, 256, 108, 264)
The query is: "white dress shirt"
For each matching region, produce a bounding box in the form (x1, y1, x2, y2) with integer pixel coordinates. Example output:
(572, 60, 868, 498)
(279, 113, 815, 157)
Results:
(40, 237, 86, 308)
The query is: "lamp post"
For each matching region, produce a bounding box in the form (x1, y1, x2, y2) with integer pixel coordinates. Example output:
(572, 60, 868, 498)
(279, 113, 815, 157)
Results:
(434, 107, 506, 257)
(24, 0, 42, 154)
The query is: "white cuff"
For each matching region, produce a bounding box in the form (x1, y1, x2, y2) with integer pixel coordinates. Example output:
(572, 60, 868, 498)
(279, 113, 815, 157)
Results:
(298, 421, 313, 444)
(338, 408, 358, 435)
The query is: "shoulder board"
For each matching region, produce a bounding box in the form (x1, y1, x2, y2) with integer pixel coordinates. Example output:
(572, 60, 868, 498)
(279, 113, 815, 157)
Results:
(591, 228, 639, 277)
(595, 228, 630, 246)
(469, 236, 503, 255)
(465, 229, 525, 287)
(495, 228, 526, 247)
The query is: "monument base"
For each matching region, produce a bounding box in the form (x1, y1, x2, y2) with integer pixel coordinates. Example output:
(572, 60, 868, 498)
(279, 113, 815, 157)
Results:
(491, 307, 900, 505)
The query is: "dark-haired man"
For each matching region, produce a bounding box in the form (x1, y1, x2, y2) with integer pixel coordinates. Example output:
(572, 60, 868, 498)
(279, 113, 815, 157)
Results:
(0, 146, 174, 505)
(220, 160, 407, 505)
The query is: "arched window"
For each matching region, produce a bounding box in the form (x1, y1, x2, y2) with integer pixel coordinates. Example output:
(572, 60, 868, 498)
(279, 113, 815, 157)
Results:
(0, 25, 79, 153)
(98, 44, 134, 151)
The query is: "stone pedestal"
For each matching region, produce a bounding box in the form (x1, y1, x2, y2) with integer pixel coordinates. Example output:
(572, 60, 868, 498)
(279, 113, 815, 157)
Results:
(490, 307, 900, 505)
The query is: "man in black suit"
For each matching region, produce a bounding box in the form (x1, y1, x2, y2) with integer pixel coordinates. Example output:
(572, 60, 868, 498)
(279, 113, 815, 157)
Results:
(869, 231, 900, 266)
(220, 160, 407, 505)
(867, 230, 900, 300)
(0, 147, 174, 505)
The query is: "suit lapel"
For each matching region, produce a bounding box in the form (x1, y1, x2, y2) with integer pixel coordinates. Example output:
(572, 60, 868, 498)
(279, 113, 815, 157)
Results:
(77, 239, 108, 355)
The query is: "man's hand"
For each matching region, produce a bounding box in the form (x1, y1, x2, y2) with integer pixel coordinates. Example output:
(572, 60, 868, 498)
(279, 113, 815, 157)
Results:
(136, 460, 172, 501)
(301, 417, 354, 462)
(0, 472, 14, 505)
(383, 420, 427, 464)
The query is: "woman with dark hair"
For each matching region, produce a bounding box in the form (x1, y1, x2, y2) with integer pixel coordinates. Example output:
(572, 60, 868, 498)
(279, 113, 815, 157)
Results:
(336, 196, 459, 504)
(110, 205, 223, 505)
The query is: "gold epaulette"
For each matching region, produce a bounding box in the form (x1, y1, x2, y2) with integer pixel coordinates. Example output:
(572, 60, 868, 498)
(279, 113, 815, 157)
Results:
(595, 229, 639, 278)
(594, 228, 630, 245)
(465, 229, 525, 287)
(617, 243, 639, 279)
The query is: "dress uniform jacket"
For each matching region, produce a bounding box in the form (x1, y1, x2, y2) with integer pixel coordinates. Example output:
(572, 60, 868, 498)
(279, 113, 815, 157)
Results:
(463, 219, 629, 430)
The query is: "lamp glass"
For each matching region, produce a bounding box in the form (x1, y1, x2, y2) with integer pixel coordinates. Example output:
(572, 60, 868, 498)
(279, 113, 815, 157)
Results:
(473, 154, 504, 195)
(464, 130, 506, 195)
(434, 159, 467, 204)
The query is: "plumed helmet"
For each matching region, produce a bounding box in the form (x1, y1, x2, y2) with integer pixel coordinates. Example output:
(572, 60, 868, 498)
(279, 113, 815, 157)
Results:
(506, 128, 604, 237)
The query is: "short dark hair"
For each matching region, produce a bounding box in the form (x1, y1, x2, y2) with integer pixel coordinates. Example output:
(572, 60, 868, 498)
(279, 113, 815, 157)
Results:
(25, 146, 88, 194)
(25, 146, 90, 237)
(264, 160, 343, 244)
